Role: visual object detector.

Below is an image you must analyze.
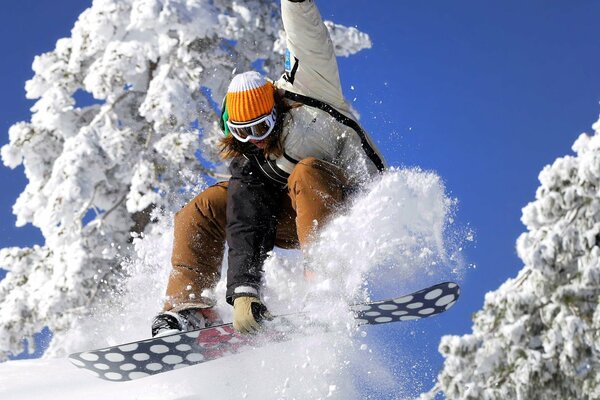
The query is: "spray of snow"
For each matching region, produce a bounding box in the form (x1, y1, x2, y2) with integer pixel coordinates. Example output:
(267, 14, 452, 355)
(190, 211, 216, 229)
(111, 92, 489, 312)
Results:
(31, 167, 467, 399)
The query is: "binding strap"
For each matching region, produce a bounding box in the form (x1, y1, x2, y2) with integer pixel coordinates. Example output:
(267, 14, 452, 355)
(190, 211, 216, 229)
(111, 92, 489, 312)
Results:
(283, 91, 386, 172)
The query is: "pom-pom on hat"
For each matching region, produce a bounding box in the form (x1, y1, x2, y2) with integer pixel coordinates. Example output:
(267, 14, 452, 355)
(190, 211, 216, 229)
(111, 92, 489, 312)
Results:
(226, 71, 275, 123)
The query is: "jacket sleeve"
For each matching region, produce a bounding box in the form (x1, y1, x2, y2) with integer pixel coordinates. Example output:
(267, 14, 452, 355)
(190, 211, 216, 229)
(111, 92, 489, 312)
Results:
(225, 156, 283, 305)
(280, 0, 347, 111)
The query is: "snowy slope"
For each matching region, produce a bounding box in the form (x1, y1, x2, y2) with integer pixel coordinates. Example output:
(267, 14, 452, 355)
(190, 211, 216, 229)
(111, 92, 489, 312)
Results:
(0, 170, 467, 399)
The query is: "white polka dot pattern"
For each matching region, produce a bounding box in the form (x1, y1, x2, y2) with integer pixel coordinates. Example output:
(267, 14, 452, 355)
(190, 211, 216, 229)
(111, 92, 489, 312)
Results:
(69, 318, 300, 382)
(350, 282, 460, 325)
(69, 282, 460, 382)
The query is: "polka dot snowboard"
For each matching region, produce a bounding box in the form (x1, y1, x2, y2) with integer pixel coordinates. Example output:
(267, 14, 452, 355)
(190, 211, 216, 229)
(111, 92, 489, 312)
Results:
(350, 281, 459, 325)
(69, 281, 459, 382)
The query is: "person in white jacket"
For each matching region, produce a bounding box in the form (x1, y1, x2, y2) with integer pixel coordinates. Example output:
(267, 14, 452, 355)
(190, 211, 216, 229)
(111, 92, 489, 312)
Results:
(152, 0, 387, 337)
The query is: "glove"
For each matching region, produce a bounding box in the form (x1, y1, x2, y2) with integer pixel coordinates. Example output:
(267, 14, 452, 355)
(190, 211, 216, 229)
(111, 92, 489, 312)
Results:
(232, 296, 272, 334)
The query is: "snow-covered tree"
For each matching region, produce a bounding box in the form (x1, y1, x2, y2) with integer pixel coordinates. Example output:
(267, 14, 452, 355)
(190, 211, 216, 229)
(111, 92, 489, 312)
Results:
(426, 116, 600, 399)
(0, 0, 371, 360)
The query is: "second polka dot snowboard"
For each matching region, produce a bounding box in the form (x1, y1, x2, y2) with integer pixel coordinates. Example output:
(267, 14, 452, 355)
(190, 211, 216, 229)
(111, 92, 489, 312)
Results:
(69, 281, 460, 382)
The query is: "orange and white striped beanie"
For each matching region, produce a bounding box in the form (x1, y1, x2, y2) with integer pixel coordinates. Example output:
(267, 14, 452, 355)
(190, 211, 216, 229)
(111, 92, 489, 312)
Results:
(226, 71, 275, 123)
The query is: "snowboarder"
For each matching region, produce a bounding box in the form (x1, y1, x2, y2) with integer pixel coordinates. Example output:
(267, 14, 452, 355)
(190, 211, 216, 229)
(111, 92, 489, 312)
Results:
(151, 0, 387, 337)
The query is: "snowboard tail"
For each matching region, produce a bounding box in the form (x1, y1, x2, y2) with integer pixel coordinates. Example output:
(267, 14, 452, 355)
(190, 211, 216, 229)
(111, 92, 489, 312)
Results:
(69, 281, 459, 382)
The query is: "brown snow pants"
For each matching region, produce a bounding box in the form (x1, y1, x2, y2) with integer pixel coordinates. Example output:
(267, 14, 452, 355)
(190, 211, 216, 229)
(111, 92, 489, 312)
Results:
(163, 157, 350, 312)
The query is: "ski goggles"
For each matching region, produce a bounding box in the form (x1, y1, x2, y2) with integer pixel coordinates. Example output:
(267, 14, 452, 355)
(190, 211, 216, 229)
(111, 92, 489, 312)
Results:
(226, 108, 277, 142)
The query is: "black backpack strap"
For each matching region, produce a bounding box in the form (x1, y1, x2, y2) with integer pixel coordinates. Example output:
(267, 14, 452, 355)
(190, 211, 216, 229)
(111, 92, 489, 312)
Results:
(283, 91, 386, 172)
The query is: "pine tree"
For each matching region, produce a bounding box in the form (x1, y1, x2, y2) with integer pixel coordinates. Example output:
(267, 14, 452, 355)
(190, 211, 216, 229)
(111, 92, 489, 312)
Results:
(0, 0, 371, 359)
(427, 118, 600, 399)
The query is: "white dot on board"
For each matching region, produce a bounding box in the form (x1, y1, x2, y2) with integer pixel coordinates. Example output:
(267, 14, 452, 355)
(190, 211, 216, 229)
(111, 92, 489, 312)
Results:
(406, 302, 424, 309)
(150, 345, 170, 354)
(418, 308, 435, 315)
(435, 295, 456, 307)
(129, 372, 150, 380)
(365, 311, 381, 317)
(79, 353, 99, 362)
(70, 359, 85, 367)
(377, 304, 398, 311)
(186, 332, 198, 339)
(119, 363, 137, 371)
(448, 283, 457, 288)
(118, 344, 139, 352)
(392, 311, 408, 316)
(353, 305, 371, 312)
(161, 335, 181, 343)
(105, 372, 123, 381)
(93, 363, 110, 371)
(133, 353, 150, 361)
(186, 353, 205, 362)
(445, 301, 457, 310)
(399, 315, 421, 321)
(374, 317, 393, 323)
(424, 289, 443, 300)
(393, 295, 413, 304)
(163, 355, 184, 365)
(176, 344, 192, 352)
(146, 363, 163, 371)
(105, 353, 125, 362)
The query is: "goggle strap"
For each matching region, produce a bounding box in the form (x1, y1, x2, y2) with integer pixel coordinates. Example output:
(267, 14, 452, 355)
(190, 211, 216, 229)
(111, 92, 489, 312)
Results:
(219, 95, 230, 137)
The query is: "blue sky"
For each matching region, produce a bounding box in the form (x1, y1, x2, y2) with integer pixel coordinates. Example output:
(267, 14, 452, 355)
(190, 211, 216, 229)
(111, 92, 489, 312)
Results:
(1, 0, 600, 394)
(0, 1, 88, 250)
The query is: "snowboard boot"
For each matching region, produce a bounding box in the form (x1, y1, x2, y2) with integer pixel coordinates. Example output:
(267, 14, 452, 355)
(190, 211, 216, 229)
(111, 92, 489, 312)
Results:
(151, 308, 222, 338)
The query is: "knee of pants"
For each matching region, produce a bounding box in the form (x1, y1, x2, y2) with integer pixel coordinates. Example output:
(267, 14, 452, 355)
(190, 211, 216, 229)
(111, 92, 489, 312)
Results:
(288, 157, 346, 192)
(174, 183, 227, 231)
(172, 184, 228, 267)
(289, 157, 326, 184)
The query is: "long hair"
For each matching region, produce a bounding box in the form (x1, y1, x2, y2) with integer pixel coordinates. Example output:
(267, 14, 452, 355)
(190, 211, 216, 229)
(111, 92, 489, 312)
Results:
(219, 91, 290, 160)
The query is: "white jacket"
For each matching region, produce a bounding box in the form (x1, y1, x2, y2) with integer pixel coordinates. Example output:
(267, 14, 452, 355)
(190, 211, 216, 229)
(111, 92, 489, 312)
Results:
(269, 0, 387, 185)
